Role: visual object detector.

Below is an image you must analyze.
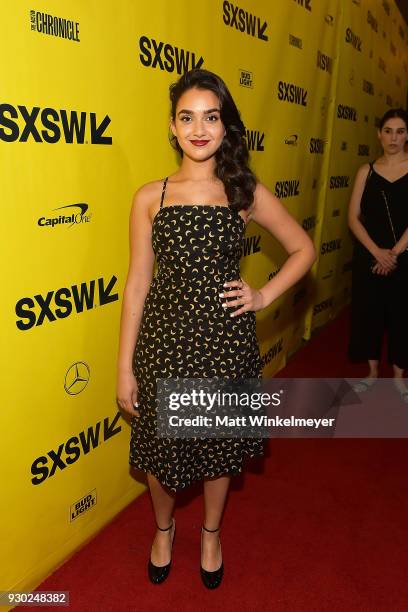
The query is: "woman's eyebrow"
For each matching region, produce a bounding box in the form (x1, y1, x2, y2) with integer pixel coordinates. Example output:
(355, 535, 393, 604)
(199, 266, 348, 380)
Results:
(177, 108, 221, 116)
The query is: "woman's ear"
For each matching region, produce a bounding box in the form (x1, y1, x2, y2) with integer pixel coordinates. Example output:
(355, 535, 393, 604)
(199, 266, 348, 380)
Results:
(170, 120, 177, 137)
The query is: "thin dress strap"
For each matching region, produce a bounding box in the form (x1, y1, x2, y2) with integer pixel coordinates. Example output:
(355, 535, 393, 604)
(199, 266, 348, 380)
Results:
(160, 177, 168, 208)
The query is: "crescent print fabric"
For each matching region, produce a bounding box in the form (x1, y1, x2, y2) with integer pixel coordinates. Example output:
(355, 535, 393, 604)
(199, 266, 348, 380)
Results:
(129, 177, 264, 492)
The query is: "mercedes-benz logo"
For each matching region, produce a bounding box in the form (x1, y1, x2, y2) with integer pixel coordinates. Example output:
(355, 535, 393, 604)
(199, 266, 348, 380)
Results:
(64, 362, 90, 395)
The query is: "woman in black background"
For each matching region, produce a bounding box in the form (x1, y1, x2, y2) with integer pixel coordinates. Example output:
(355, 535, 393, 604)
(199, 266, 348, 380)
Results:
(348, 108, 408, 398)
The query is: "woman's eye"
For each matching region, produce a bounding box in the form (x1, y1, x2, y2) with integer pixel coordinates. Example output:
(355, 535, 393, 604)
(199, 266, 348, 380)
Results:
(207, 115, 219, 121)
(180, 116, 191, 122)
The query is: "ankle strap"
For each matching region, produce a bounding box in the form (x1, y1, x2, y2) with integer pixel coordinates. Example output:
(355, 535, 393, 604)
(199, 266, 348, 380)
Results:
(157, 519, 173, 531)
(202, 524, 220, 532)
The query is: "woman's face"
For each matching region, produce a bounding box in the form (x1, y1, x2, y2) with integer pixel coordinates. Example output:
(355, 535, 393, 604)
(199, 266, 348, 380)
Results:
(170, 87, 226, 162)
(378, 117, 408, 155)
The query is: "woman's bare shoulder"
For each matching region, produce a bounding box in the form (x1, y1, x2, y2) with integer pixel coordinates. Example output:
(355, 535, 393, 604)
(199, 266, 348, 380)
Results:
(132, 178, 166, 206)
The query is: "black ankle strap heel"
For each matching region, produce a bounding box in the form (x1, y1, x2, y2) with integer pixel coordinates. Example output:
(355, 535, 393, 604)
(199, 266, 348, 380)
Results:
(147, 517, 175, 585)
(200, 524, 224, 589)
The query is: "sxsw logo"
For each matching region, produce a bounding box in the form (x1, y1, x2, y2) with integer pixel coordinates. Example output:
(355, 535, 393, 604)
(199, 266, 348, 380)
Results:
(139, 36, 203, 73)
(345, 27, 362, 51)
(317, 50, 333, 74)
(222, 2, 268, 41)
(310, 137, 327, 154)
(313, 297, 333, 315)
(277, 81, 307, 106)
(358, 144, 370, 156)
(367, 10, 378, 32)
(261, 338, 284, 368)
(337, 104, 357, 121)
(363, 79, 374, 95)
(0, 104, 111, 144)
(275, 180, 300, 198)
(239, 235, 261, 257)
(321, 239, 342, 255)
(15, 275, 118, 330)
(294, 0, 312, 11)
(245, 129, 264, 151)
(302, 215, 317, 231)
(330, 176, 349, 189)
(31, 413, 122, 485)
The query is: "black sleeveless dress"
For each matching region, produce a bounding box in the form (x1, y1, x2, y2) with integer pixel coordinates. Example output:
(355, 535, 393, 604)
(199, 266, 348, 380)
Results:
(349, 163, 408, 368)
(129, 178, 264, 491)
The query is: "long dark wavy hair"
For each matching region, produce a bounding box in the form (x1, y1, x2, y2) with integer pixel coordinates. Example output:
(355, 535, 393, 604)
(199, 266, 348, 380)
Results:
(379, 107, 408, 131)
(169, 69, 257, 211)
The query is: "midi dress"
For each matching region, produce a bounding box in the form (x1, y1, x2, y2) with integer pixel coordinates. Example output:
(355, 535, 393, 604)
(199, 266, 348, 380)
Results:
(129, 177, 264, 492)
(349, 163, 408, 369)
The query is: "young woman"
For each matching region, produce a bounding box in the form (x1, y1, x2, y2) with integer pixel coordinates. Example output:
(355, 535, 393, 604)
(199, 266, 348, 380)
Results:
(348, 108, 408, 398)
(116, 69, 315, 589)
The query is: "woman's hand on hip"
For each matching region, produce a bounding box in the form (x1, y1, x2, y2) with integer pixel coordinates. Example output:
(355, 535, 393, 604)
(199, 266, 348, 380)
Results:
(116, 371, 140, 416)
(220, 277, 264, 317)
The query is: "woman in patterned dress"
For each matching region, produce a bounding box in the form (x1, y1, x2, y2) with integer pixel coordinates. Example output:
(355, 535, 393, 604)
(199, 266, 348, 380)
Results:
(116, 69, 315, 588)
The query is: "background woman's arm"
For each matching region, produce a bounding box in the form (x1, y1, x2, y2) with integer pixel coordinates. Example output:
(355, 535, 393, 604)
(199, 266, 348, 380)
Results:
(347, 164, 396, 271)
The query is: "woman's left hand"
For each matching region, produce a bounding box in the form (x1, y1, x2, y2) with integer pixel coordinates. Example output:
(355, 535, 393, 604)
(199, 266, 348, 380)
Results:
(371, 262, 393, 275)
(220, 278, 264, 317)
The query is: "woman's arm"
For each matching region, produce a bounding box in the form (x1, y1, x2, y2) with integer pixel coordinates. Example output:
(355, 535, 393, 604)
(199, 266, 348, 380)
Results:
(347, 164, 396, 271)
(392, 228, 408, 256)
(251, 181, 316, 309)
(117, 185, 156, 376)
(222, 181, 316, 315)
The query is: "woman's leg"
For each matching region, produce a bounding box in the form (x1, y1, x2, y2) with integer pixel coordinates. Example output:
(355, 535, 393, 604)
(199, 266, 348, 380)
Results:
(202, 474, 231, 571)
(368, 359, 379, 377)
(147, 473, 176, 566)
(392, 364, 408, 399)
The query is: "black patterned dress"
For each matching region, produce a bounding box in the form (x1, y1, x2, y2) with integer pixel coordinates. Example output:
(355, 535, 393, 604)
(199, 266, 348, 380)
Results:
(129, 177, 264, 492)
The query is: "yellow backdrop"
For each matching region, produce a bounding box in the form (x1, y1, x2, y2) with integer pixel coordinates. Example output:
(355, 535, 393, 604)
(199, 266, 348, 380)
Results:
(1, 0, 407, 599)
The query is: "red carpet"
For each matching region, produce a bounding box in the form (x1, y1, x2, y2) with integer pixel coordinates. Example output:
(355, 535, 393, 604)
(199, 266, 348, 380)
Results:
(22, 307, 408, 611)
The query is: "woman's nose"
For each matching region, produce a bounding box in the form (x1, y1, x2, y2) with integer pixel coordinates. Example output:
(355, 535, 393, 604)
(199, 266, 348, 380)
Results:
(192, 119, 206, 137)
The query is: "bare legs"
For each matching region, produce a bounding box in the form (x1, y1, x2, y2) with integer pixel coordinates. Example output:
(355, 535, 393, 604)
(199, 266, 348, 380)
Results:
(368, 359, 379, 378)
(202, 475, 231, 571)
(147, 473, 176, 566)
(392, 364, 408, 397)
(146, 472, 231, 571)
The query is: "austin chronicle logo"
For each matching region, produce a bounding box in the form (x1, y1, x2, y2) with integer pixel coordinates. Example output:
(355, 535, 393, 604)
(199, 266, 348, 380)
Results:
(64, 362, 90, 395)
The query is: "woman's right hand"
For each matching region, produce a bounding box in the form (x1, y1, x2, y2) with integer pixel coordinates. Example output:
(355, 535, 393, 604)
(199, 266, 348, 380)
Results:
(372, 247, 397, 272)
(116, 370, 140, 417)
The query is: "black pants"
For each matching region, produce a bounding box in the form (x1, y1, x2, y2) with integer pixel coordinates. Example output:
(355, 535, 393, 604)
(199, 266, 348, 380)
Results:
(349, 253, 408, 370)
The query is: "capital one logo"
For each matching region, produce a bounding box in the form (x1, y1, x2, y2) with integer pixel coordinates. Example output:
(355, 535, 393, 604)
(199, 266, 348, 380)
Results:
(15, 275, 118, 330)
(139, 36, 204, 73)
(0, 104, 111, 144)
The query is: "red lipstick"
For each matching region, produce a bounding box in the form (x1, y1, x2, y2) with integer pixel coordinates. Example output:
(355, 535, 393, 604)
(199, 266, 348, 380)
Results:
(190, 140, 209, 146)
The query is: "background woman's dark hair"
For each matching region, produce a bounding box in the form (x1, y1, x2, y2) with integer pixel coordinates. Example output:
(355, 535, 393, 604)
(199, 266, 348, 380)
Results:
(169, 68, 257, 211)
(379, 107, 408, 130)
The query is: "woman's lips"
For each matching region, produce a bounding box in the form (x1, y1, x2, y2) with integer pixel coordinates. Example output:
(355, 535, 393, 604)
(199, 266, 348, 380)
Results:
(190, 140, 210, 146)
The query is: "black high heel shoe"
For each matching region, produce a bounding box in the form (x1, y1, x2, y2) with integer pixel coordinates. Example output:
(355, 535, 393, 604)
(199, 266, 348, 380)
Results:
(147, 518, 176, 584)
(200, 524, 224, 589)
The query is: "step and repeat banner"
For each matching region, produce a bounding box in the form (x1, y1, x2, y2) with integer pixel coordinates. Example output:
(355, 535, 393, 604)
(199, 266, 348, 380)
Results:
(1, 0, 407, 597)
